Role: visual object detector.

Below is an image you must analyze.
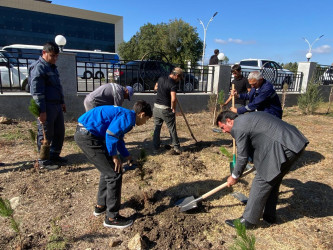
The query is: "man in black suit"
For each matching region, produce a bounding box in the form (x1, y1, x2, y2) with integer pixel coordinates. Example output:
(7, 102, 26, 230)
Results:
(216, 111, 308, 228)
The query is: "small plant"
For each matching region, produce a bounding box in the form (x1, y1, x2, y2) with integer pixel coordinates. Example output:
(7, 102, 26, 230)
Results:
(137, 149, 147, 181)
(218, 89, 225, 110)
(297, 79, 322, 114)
(28, 98, 39, 117)
(281, 83, 289, 110)
(229, 219, 256, 250)
(326, 86, 333, 114)
(46, 218, 68, 250)
(0, 197, 23, 249)
(220, 146, 232, 161)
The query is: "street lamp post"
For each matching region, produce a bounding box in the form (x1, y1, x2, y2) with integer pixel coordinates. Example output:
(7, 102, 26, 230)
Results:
(198, 12, 218, 67)
(303, 35, 324, 62)
(55, 35, 67, 52)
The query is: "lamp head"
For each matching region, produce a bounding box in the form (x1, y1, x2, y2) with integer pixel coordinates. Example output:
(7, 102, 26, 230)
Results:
(218, 52, 225, 61)
(55, 35, 67, 52)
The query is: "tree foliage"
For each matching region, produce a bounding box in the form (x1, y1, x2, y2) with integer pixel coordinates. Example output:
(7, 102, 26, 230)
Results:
(280, 62, 298, 73)
(118, 19, 203, 67)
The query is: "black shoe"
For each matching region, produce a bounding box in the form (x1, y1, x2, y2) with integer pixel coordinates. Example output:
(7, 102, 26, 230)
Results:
(103, 215, 133, 229)
(225, 217, 256, 229)
(50, 155, 68, 164)
(263, 215, 276, 224)
(93, 205, 106, 217)
(39, 160, 60, 170)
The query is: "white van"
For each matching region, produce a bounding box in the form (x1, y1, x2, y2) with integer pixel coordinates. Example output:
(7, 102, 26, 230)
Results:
(0, 50, 29, 90)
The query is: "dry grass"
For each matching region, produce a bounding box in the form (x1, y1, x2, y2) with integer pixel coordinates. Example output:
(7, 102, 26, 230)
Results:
(0, 104, 332, 249)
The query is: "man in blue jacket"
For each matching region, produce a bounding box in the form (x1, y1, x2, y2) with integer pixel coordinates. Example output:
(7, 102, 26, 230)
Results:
(29, 41, 66, 170)
(74, 100, 152, 229)
(230, 71, 282, 119)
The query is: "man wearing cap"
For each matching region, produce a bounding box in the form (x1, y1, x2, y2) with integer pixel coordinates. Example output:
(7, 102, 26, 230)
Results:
(84, 83, 134, 111)
(153, 67, 183, 155)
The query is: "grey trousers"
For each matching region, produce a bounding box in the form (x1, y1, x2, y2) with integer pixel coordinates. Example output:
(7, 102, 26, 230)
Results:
(153, 106, 180, 150)
(74, 125, 122, 219)
(243, 148, 305, 224)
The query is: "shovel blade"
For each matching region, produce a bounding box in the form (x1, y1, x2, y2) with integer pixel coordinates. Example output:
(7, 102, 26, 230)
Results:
(175, 196, 195, 207)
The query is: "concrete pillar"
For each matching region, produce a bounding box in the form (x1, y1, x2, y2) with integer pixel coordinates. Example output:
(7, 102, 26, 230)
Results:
(297, 62, 317, 93)
(56, 52, 81, 120)
(212, 65, 231, 101)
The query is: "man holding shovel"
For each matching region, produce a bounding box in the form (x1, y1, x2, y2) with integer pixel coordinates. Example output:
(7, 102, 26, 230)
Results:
(216, 111, 308, 228)
(153, 67, 184, 155)
(29, 41, 66, 170)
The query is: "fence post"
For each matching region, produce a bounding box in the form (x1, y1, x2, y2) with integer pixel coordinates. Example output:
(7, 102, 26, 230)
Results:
(297, 62, 317, 93)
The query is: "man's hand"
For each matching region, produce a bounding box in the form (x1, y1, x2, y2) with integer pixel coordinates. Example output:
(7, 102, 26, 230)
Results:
(112, 155, 122, 173)
(62, 104, 67, 113)
(39, 112, 47, 124)
(230, 107, 238, 113)
(126, 155, 136, 166)
(227, 176, 238, 187)
(231, 89, 239, 99)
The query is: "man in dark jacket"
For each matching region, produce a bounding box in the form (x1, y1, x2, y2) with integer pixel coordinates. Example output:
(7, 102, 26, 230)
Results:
(209, 49, 219, 65)
(29, 41, 66, 170)
(216, 111, 308, 228)
(231, 71, 282, 119)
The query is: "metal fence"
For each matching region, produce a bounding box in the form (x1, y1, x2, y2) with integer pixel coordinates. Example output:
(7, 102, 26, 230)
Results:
(231, 68, 303, 92)
(0, 55, 31, 93)
(314, 64, 333, 85)
(77, 60, 215, 93)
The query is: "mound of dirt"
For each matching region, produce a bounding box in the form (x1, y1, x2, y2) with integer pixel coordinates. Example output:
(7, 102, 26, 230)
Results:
(178, 152, 206, 173)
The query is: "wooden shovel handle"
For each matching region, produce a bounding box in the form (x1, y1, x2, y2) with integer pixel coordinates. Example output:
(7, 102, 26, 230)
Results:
(201, 167, 255, 200)
(177, 99, 198, 143)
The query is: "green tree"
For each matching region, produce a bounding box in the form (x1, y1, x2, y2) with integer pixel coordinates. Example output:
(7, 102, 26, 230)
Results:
(118, 19, 203, 66)
(280, 62, 298, 73)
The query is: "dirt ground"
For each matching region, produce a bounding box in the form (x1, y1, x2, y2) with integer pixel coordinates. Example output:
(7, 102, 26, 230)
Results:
(0, 106, 332, 249)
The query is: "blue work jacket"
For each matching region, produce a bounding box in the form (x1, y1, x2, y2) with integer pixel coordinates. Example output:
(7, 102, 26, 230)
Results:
(78, 106, 136, 157)
(29, 56, 64, 113)
(237, 80, 282, 119)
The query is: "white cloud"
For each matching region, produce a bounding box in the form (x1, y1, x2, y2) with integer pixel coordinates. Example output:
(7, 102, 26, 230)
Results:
(214, 38, 255, 45)
(312, 45, 331, 54)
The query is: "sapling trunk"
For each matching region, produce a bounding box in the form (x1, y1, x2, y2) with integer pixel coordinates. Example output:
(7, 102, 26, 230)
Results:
(39, 124, 50, 160)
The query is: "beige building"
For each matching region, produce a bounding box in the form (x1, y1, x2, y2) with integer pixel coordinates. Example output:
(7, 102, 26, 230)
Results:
(0, 0, 123, 53)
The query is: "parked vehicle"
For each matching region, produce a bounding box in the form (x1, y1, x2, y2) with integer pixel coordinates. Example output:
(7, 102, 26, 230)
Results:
(320, 66, 333, 85)
(2, 44, 119, 80)
(0, 50, 29, 90)
(113, 60, 199, 92)
(238, 59, 294, 86)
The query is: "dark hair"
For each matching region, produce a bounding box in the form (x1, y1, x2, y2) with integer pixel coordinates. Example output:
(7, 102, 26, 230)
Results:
(43, 41, 60, 54)
(215, 111, 238, 126)
(231, 64, 241, 73)
(133, 100, 152, 118)
(214, 49, 219, 55)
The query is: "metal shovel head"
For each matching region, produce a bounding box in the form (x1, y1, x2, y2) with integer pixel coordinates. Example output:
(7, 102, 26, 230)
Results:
(175, 196, 198, 212)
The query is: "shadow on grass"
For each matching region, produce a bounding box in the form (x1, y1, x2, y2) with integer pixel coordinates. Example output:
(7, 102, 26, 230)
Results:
(278, 179, 333, 221)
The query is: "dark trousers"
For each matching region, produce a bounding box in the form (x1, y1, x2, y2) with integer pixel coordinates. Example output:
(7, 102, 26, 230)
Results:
(153, 106, 180, 150)
(74, 125, 122, 219)
(37, 103, 64, 159)
(243, 148, 305, 224)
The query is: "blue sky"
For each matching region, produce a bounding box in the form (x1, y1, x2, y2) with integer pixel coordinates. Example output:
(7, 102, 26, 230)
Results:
(52, 0, 332, 65)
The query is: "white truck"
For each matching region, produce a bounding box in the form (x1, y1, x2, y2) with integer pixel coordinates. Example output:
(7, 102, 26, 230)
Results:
(238, 59, 294, 86)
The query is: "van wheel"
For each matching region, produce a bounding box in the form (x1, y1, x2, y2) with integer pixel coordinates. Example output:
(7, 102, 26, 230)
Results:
(132, 82, 144, 92)
(22, 79, 30, 92)
(82, 71, 93, 79)
(95, 71, 104, 79)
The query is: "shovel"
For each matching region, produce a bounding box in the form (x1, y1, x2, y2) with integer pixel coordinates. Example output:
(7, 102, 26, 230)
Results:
(175, 166, 254, 212)
(176, 99, 198, 143)
(230, 83, 236, 173)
